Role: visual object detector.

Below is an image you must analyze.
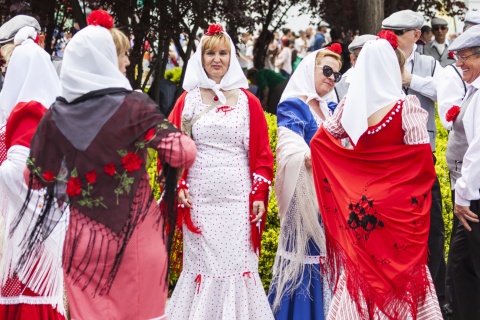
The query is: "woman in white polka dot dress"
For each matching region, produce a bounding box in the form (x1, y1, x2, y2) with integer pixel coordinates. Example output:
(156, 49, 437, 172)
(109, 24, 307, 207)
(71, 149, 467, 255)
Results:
(167, 24, 275, 319)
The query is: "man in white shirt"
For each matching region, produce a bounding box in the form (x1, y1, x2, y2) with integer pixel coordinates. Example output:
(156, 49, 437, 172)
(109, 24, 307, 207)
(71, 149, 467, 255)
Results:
(424, 17, 455, 67)
(446, 25, 480, 320)
(294, 30, 308, 59)
(382, 9, 447, 315)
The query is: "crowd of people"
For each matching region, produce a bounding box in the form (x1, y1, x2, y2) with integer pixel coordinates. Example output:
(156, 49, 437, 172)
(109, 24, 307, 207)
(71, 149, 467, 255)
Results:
(0, 6, 479, 320)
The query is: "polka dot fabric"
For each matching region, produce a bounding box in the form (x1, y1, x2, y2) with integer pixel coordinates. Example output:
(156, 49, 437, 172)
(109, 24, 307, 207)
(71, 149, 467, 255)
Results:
(0, 126, 6, 165)
(167, 87, 274, 319)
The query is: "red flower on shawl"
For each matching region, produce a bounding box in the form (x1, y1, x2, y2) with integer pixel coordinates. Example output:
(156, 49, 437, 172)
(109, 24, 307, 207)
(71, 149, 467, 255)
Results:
(377, 30, 398, 50)
(104, 163, 116, 176)
(448, 51, 455, 59)
(122, 152, 142, 172)
(66, 177, 82, 197)
(85, 170, 97, 184)
(42, 170, 55, 182)
(326, 43, 342, 54)
(145, 128, 155, 141)
(446, 105, 461, 122)
(87, 10, 114, 29)
(205, 24, 224, 36)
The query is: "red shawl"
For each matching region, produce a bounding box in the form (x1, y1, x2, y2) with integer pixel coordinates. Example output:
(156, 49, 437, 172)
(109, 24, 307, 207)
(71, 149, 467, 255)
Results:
(311, 126, 436, 319)
(168, 88, 274, 255)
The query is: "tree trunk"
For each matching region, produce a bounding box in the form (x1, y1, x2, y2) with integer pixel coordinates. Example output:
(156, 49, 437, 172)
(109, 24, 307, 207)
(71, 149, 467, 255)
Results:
(358, 0, 384, 35)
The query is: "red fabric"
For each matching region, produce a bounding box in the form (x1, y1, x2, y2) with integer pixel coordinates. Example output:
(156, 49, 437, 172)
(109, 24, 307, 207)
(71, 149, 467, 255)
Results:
(0, 126, 6, 165)
(168, 89, 273, 255)
(354, 101, 404, 149)
(311, 126, 436, 319)
(5, 101, 47, 150)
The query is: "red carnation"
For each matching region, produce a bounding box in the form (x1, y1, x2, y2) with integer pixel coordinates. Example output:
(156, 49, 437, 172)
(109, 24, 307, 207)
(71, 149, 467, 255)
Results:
(145, 128, 155, 141)
(42, 170, 55, 182)
(377, 30, 398, 50)
(87, 10, 114, 29)
(326, 43, 342, 54)
(205, 24, 224, 36)
(122, 152, 143, 172)
(104, 163, 116, 176)
(446, 105, 461, 122)
(85, 170, 97, 184)
(448, 51, 455, 60)
(66, 177, 82, 198)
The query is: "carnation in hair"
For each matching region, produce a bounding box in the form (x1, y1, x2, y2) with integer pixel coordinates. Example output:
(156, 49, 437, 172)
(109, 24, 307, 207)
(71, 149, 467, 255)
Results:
(377, 30, 398, 50)
(326, 43, 342, 54)
(87, 9, 114, 29)
(205, 24, 224, 36)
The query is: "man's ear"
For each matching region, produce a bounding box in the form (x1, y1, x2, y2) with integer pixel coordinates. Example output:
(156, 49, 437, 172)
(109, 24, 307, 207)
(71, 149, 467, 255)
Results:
(413, 29, 421, 42)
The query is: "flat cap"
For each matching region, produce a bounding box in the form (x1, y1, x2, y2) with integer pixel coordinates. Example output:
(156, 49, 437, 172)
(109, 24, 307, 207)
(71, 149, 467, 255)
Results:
(0, 15, 40, 44)
(382, 10, 424, 30)
(348, 34, 377, 53)
(319, 21, 330, 27)
(465, 11, 480, 25)
(431, 17, 448, 26)
(449, 24, 480, 52)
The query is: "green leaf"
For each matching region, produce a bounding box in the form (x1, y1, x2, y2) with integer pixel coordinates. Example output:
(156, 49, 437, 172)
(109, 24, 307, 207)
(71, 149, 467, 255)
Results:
(71, 168, 78, 178)
(117, 150, 128, 157)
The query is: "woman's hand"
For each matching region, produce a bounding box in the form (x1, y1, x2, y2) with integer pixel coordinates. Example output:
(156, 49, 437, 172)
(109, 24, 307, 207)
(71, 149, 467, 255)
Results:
(178, 188, 193, 209)
(454, 203, 479, 232)
(304, 152, 312, 170)
(251, 201, 265, 223)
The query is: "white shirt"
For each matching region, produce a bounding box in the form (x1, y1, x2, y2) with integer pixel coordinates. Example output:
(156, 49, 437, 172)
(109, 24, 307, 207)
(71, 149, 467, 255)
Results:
(437, 64, 469, 130)
(432, 39, 448, 55)
(405, 44, 443, 102)
(294, 37, 308, 58)
(455, 76, 480, 206)
(275, 47, 292, 75)
(245, 45, 254, 70)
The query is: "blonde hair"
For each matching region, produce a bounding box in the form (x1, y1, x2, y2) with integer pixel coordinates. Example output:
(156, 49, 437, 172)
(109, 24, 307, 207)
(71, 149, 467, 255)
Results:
(110, 28, 130, 56)
(395, 48, 406, 73)
(315, 50, 343, 70)
(1, 43, 15, 66)
(201, 33, 230, 55)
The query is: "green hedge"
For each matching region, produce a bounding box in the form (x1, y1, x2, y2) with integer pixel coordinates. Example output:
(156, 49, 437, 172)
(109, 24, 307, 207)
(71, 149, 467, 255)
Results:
(149, 111, 453, 293)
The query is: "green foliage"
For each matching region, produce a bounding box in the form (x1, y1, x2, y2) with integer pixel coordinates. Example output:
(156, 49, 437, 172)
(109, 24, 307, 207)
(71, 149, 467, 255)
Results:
(164, 67, 183, 86)
(435, 113, 453, 257)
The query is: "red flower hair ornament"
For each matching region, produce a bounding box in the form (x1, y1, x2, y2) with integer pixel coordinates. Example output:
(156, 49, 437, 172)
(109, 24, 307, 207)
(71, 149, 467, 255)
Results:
(87, 10, 114, 29)
(377, 30, 398, 50)
(326, 43, 342, 54)
(205, 24, 224, 36)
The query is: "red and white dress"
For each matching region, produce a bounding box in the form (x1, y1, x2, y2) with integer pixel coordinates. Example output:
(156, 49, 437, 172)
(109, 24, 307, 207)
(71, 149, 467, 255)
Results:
(167, 87, 274, 319)
(313, 96, 442, 320)
(0, 101, 66, 320)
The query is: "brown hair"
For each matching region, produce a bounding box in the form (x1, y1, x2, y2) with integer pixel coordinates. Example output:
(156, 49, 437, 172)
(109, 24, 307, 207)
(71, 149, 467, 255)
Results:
(201, 33, 231, 55)
(110, 28, 130, 56)
(395, 48, 406, 73)
(315, 50, 343, 70)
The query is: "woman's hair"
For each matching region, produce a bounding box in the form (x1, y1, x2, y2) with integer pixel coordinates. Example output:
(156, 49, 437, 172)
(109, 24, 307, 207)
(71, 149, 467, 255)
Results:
(395, 48, 406, 73)
(110, 28, 130, 56)
(315, 50, 343, 70)
(201, 33, 231, 55)
(1, 43, 16, 66)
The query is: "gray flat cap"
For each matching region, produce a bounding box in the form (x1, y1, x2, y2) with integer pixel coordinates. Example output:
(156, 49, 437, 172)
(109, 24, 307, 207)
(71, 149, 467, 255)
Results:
(431, 17, 448, 26)
(0, 15, 40, 44)
(319, 21, 330, 27)
(449, 24, 480, 52)
(382, 10, 424, 30)
(465, 11, 480, 25)
(348, 34, 377, 53)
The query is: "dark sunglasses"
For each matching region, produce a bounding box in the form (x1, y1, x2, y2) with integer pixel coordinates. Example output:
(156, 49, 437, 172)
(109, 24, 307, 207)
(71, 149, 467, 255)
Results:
(317, 65, 342, 83)
(385, 29, 414, 36)
(432, 26, 447, 31)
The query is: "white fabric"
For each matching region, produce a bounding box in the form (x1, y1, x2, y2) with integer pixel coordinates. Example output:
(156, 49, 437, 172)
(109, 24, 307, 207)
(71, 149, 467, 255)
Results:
(406, 44, 442, 102)
(0, 146, 67, 315)
(437, 65, 469, 130)
(454, 76, 480, 206)
(60, 25, 132, 103)
(167, 88, 273, 319)
(280, 49, 331, 116)
(13, 26, 36, 45)
(0, 38, 60, 125)
(182, 32, 248, 104)
(432, 39, 447, 55)
(275, 47, 292, 74)
(341, 39, 404, 146)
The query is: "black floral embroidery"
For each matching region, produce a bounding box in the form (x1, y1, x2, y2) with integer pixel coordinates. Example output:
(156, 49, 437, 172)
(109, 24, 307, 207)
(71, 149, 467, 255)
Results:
(347, 194, 384, 241)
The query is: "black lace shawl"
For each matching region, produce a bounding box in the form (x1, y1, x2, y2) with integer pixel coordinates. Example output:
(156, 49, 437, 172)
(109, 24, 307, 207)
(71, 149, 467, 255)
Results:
(14, 88, 181, 294)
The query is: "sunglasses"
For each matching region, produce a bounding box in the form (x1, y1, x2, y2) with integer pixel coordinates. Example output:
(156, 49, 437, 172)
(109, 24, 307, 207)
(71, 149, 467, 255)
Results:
(317, 65, 342, 83)
(384, 29, 414, 36)
(432, 26, 447, 31)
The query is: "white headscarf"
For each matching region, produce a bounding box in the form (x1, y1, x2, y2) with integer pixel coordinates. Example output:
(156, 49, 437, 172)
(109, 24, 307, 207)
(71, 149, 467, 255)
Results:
(341, 39, 404, 146)
(60, 25, 132, 103)
(182, 31, 248, 104)
(279, 49, 333, 115)
(0, 27, 60, 125)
